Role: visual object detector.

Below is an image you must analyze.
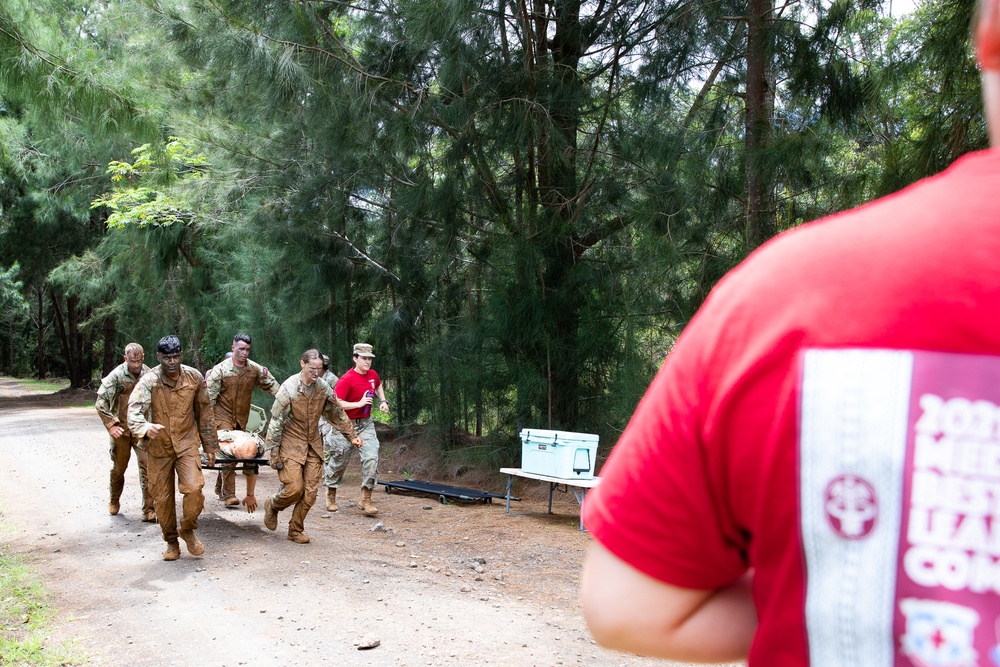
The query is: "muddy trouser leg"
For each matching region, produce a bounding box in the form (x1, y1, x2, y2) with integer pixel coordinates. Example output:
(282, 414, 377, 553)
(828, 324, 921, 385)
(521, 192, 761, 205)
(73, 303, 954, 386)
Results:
(220, 463, 237, 499)
(322, 431, 353, 489)
(131, 435, 154, 513)
(289, 451, 322, 536)
(272, 459, 305, 514)
(147, 453, 179, 543)
(357, 420, 380, 490)
(175, 450, 206, 534)
(109, 434, 132, 504)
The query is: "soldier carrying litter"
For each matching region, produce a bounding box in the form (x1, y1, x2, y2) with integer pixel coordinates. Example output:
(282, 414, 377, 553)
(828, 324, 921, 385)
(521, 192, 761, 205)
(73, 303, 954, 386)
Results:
(262, 349, 361, 545)
(205, 332, 279, 511)
(95, 342, 155, 522)
(127, 335, 219, 561)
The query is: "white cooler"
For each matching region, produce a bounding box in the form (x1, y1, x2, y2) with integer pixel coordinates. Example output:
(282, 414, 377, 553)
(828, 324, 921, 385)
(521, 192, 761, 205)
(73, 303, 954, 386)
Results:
(519, 429, 599, 480)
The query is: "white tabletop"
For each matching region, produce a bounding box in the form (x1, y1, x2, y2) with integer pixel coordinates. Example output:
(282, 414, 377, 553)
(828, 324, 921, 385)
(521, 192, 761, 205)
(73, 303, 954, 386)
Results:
(500, 467, 601, 489)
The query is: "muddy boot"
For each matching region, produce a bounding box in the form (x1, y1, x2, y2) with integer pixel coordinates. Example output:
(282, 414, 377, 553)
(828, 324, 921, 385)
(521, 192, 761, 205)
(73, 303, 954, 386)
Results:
(178, 530, 205, 556)
(325, 487, 339, 512)
(108, 499, 120, 516)
(163, 540, 181, 561)
(263, 498, 278, 531)
(360, 487, 378, 517)
(223, 496, 240, 508)
(287, 532, 311, 544)
(141, 509, 158, 523)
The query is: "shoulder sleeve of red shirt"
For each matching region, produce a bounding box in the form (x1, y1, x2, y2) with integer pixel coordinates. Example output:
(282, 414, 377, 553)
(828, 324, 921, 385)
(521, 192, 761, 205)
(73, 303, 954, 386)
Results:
(334, 373, 350, 400)
(583, 296, 750, 591)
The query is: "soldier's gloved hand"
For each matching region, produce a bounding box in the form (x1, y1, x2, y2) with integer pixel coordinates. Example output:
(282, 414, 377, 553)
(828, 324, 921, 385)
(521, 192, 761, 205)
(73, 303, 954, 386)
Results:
(351, 436, 363, 449)
(205, 451, 216, 467)
(269, 449, 282, 469)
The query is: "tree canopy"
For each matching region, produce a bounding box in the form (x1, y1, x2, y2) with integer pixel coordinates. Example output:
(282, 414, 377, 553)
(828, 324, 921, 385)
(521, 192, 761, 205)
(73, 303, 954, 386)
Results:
(0, 0, 986, 457)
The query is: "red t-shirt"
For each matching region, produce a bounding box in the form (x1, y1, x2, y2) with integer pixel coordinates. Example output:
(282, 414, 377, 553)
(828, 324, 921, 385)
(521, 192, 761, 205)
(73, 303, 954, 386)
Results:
(335, 368, 381, 420)
(584, 149, 1000, 666)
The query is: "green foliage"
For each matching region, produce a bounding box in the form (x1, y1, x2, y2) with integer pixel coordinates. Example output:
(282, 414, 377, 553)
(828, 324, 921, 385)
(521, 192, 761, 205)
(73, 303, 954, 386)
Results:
(91, 137, 208, 228)
(1, 0, 991, 445)
(0, 264, 28, 323)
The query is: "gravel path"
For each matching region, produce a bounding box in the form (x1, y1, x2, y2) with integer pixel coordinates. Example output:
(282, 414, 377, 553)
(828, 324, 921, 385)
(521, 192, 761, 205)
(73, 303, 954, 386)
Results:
(0, 377, 696, 667)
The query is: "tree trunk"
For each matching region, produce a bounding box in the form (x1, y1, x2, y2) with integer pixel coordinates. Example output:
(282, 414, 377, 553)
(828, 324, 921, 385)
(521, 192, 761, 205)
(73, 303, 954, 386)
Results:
(35, 285, 46, 380)
(102, 316, 117, 377)
(533, 0, 584, 429)
(67, 295, 83, 387)
(49, 289, 79, 386)
(744, 0, 777, 252)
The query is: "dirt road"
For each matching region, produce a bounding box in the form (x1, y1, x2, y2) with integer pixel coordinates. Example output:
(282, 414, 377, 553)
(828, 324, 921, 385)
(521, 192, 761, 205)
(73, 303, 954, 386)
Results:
(0, 378, 695, 667)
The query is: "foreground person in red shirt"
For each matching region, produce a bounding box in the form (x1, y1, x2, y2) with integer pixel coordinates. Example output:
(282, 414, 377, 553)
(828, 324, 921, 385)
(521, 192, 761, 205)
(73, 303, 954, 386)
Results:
(581, 3, 1000, 665)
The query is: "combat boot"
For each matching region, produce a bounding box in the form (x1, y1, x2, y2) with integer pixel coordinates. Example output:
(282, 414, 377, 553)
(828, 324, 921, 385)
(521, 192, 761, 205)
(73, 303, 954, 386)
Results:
(141, 509, 157, 523)
(108, 499, 120, 516)
(287, 532, 311, 544)
(178, 530, 205, 556)
(325, 487, 339, 512)
(263, 498, 278, 531)
(360, 487, 378, 517)
(163, 540, 181, 561)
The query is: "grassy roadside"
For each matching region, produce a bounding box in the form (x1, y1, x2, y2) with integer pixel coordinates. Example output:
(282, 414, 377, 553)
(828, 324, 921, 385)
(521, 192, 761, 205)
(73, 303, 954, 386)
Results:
(4, 378, 70, 394)
(0, 531, 85, 666)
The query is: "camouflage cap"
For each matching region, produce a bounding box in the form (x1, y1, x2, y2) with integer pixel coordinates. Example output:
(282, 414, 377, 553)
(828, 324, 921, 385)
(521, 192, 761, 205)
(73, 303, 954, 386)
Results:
(353, 343, 374, 358)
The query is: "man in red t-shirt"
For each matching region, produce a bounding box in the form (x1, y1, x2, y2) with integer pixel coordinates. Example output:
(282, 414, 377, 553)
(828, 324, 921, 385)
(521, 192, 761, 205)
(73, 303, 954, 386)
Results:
(323, 343, 389, 516)
(580, 2, 1000, 665)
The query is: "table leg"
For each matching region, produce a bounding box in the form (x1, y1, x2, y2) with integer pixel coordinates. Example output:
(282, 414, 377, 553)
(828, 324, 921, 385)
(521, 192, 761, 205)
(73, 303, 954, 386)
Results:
(572, 487, 588, 532)
(548, 482, 555, 514)
(505, 474, 514, 515)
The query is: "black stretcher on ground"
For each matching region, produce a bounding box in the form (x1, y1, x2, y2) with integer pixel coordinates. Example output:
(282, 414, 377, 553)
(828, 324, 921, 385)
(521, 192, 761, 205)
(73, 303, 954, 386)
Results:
(201, 457, 269, 472)
(377, 479, 520, 505)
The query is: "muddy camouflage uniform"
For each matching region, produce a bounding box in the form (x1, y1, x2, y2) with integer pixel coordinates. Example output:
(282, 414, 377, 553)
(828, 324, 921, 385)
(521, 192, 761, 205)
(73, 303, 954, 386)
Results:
(95, 360, 153, 515)
(127, 365, 219, 546)
(265, 374, 357, 539)
(205, 357, 279, 499)
(318, 369, 347, 484)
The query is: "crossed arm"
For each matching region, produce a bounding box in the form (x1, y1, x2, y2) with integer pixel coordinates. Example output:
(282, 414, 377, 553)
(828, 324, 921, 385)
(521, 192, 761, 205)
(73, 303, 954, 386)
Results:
(580, 541, 756, 663)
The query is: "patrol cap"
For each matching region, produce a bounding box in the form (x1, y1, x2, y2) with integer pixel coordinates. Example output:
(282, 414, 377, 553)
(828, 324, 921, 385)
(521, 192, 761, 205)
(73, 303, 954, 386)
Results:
(353, 343, 374, 358)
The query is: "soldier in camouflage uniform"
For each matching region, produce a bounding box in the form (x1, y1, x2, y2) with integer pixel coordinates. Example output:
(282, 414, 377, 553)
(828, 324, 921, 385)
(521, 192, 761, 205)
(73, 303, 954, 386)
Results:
(262, 349, 361, 544)
(95, 342, 155, 521)
(318, 354, 343, 511)
(127, 335, 219, 561)
(205, 333, 280, 510)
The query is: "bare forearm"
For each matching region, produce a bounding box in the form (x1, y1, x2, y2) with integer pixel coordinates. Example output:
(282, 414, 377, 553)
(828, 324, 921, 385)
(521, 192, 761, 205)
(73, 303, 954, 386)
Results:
(581, 542, 756, 663)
